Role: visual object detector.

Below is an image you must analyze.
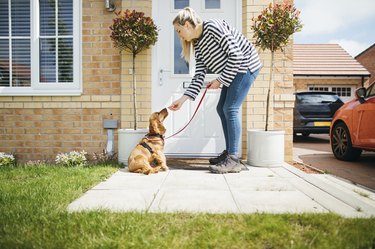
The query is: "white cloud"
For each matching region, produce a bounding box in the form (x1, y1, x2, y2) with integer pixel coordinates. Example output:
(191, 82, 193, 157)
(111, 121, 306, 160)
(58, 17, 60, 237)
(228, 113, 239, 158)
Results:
(329, 39, 370, 57)
(297, 0, 375, 35)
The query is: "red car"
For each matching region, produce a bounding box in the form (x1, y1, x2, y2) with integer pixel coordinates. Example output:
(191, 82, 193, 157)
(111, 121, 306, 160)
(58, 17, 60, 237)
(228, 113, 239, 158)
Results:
(330, 82, 375, 161)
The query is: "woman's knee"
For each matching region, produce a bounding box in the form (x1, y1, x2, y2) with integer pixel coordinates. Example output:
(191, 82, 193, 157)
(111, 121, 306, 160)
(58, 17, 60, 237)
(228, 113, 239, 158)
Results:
(222, 105, 239, 119)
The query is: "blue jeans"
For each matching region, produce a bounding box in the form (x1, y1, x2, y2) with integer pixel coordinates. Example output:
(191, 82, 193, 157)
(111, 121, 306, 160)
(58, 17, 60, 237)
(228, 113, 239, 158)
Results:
(216, 69, 260, 156)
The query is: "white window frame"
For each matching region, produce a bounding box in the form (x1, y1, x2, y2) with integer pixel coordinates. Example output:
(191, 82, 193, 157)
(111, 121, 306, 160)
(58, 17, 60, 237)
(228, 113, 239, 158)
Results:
(0, 0, 82, 96)
(308, 85, 355, 102)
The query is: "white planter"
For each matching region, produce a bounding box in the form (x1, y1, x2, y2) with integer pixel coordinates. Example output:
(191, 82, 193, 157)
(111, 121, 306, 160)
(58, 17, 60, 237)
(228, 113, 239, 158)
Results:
(118, 128, 147, 165)
(247, 129, 285, 167)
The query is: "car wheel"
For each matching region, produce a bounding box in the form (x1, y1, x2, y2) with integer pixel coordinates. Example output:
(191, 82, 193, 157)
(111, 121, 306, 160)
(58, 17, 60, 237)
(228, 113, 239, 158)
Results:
(331, 122, 362, 161)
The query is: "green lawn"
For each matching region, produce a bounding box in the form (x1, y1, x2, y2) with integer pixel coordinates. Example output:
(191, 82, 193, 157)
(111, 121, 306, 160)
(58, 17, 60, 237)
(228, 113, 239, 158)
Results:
(1, 165, 374, 249)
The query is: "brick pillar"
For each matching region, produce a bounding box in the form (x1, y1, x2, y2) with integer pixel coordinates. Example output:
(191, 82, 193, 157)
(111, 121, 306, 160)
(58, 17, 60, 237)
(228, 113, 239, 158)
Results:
(241, 0, 295, 161)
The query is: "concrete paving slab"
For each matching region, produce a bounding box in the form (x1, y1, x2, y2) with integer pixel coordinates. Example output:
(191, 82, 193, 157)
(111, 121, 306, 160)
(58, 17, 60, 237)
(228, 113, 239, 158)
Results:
(312, 174, 375, 208)
(283, 163, 375, 217)
(224, 170, 295, 192)
(68, 189, 157, 212)
(232, 190, 327, 214)
(68, 163, 375, 217)
(161, 169, 228, 191)
(287, 177, 364, 217)
(92, 168, 169, 190)
(149, 189, 239, 213)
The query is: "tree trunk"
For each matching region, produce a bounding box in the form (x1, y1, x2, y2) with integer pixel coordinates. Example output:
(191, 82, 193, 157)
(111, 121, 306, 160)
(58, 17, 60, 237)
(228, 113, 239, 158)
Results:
(265, 51, 274, 131)
(132, 53, 137, 130)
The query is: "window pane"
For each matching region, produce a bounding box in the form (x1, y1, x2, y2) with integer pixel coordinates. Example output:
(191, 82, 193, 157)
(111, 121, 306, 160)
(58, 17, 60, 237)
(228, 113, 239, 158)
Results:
(0, 1, 9, 36)
(12, 39, 31, 87)
(40, 0, 56, 36)
(11, 0, 30, 36)
(174, 32, 189, 74)
(205, 0, 220, 9)
(58, 0, 73, 35)
(40, 38, 56, 82)
(0, 40, 10, 87)
(58, 38, 73, 82)
(175, 0, 189, 9)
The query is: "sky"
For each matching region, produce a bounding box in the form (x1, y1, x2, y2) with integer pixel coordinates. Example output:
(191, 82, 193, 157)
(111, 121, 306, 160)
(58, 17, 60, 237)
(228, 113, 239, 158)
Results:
(294, 0, 375, 57)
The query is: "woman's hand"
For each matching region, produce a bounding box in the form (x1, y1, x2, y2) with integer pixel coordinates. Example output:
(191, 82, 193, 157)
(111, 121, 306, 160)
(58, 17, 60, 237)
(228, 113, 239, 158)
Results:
(168, 95, 190, 111)
(207, 79, 221, 89)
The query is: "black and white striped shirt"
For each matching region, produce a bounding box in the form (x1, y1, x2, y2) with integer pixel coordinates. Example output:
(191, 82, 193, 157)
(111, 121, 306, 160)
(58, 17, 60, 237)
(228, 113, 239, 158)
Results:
(184, 19, 262, 100)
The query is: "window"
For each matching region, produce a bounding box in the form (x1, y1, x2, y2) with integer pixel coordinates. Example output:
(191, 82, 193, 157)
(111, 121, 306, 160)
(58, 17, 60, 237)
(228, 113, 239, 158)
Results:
(0, 0, 81, 96)
(332, 87, 351, 97)
(367, 84, 375, 97)
(308, 86, 329, 92)
(308, 85, 354, 102)
(205, 0, 220, 9)
(175, 0, 189, 9)
(173, 32, 189, 74)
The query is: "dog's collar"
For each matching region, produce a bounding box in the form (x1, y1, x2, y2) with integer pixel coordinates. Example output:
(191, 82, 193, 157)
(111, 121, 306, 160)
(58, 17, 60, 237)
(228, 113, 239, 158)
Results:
(146, 133, 164, 140)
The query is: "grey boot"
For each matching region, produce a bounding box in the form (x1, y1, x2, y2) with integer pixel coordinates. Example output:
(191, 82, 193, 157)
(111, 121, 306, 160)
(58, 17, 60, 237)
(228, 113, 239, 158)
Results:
(209, 155, 242, 174)
(208, 150, 228, 165)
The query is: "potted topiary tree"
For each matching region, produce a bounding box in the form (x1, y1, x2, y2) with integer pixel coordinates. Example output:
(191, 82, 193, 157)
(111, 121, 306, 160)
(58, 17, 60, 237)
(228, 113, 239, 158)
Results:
(109, 9, 158, 165)
(247, 1, 302, 167)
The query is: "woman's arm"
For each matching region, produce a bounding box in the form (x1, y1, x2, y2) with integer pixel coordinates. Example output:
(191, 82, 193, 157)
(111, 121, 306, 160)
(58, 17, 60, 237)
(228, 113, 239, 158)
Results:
(168, 95, 191, 111)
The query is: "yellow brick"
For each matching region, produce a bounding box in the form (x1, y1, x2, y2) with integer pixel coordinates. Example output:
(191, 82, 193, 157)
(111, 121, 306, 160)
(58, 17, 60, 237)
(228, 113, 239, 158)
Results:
(24, 103, 43, 108)
(91, 95, 111, 102)
(0, 97, 13, 101)
(43, 102, 63, 108)
(82, 102, 101, 108)
(62, 102, 82, 108)
(101, 102, 120, 108)
(33, 96, 52, 101)
(5, 103, 23, 108)
(52, 96, 72, 102)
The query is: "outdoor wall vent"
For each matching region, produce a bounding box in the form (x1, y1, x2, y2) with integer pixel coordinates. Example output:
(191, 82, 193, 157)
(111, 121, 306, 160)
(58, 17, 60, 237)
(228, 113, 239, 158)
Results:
(105, 0, 116, 12)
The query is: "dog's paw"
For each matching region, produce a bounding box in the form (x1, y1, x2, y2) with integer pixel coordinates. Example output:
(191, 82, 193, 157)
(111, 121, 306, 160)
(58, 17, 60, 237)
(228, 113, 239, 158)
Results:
(161, 165, 169, 171)
(152, 154, 163, 165)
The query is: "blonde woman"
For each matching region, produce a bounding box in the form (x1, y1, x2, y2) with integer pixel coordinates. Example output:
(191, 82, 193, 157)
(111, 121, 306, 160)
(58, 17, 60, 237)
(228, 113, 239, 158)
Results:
(168, 7, 262, 174)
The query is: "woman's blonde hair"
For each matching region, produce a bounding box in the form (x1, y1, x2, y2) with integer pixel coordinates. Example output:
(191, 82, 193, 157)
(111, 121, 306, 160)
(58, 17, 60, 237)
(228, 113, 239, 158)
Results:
(173, 7, 202, 62)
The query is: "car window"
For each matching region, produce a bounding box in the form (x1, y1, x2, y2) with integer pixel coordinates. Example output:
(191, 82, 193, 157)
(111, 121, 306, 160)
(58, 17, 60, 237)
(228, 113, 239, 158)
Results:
(367, 84, 375, 97)
(297, 94, 341, 104)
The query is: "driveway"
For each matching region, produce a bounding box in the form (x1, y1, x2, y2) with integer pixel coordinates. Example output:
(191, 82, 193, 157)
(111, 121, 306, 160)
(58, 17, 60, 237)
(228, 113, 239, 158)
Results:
(293, 134, 375, 191)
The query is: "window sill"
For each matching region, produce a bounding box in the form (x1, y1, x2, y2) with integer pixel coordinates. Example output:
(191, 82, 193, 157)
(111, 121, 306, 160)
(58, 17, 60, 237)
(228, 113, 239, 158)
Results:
(0, 88, 83, 96)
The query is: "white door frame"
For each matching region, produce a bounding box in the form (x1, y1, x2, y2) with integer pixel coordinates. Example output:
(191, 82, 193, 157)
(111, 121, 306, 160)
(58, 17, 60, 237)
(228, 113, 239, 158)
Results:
(151, 0, 242, 156)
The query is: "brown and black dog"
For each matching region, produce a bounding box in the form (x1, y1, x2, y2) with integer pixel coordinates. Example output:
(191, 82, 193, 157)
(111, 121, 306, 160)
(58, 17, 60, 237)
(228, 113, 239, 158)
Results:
(128, 108, 169, 174)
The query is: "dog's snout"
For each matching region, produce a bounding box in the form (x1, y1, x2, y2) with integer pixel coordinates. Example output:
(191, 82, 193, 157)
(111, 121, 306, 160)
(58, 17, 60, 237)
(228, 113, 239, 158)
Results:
(160, 108, 168, 117)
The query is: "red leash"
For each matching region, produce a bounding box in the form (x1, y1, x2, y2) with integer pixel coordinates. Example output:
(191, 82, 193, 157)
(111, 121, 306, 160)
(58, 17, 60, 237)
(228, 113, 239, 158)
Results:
(165, 88, 208, 139)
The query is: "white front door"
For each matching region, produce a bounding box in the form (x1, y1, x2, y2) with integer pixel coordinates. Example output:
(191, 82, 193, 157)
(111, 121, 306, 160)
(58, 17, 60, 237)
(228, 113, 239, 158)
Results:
(152, 0, 241, 156)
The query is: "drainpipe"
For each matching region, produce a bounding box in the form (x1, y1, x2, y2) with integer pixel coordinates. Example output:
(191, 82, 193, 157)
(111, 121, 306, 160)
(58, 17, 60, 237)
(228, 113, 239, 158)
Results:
(103, 119, 118, 156)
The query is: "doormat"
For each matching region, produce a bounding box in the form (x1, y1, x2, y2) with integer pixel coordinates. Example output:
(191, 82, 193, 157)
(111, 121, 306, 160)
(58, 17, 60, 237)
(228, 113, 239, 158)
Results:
(166, 158, 209, 170)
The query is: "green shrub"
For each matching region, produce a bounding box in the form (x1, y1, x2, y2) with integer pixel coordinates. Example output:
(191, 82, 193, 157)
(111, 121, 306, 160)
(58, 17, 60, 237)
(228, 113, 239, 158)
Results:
(0, 152, 15, 167)
(55, 150, 88, 167)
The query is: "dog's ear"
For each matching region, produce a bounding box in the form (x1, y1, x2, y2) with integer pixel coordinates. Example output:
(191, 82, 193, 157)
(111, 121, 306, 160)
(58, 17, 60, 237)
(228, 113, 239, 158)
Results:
(149, 118, 166, 135)
(149, 119, 161, 134)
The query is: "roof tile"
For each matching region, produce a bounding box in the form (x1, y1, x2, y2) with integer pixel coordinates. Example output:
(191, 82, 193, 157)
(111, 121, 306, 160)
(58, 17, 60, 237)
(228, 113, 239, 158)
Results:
(293, 44, 370, 76)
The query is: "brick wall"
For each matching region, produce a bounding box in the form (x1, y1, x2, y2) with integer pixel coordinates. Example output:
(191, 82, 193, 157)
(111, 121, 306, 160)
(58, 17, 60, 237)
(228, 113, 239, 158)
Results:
(0, 0, 144, 162)
(356, 44, 375, 86)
